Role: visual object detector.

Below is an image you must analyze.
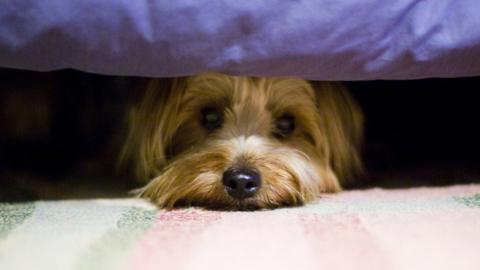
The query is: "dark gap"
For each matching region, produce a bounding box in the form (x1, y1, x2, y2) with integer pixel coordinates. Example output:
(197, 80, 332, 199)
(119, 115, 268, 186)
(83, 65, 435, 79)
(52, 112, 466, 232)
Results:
(1, 68, 479, 201)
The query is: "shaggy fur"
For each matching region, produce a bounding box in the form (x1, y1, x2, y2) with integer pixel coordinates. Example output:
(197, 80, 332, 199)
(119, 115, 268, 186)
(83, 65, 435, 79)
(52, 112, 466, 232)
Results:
(121, 73, 363, 210)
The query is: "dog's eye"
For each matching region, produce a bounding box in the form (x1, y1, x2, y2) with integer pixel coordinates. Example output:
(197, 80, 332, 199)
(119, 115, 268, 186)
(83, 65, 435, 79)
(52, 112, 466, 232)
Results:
(274, 114, 295, 138)
(201, 107, 223, 131)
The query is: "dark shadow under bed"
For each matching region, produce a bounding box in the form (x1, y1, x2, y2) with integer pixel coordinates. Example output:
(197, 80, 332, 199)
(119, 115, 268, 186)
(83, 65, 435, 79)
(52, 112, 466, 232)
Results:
(1, 68, 479, 200)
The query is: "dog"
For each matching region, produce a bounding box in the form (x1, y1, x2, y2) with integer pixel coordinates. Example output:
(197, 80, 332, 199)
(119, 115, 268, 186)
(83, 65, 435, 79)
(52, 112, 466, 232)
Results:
(121, 73, 363, 210)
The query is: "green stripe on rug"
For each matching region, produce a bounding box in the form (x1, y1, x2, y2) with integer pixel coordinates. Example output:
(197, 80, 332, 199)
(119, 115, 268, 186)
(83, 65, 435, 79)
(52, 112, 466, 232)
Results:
(74, 206, 157, 270)
(454, 193, 480, 208)
(0, 203, 35, 239)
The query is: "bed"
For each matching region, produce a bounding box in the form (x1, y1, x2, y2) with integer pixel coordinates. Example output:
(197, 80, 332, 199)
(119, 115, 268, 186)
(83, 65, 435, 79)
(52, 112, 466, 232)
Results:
(1, 1, 480, 270)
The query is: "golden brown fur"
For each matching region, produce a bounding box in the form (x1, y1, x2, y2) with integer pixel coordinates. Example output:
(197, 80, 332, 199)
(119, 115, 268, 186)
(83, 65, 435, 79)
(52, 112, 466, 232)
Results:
(121, 73, 363, 210)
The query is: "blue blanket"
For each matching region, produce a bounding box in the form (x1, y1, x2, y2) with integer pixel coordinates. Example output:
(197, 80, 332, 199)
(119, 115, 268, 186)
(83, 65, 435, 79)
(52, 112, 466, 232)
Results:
(1, 0, 479, 79)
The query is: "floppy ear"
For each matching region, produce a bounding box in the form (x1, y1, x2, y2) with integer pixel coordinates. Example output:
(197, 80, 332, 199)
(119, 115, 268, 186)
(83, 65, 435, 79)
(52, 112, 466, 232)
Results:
(120, 78, 187, 182)
(312, 81, 364, 185)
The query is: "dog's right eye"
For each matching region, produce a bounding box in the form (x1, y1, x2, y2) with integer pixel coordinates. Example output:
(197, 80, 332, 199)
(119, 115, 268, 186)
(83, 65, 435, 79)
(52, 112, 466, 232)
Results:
(273, 113, 295, 139)
(201, 107, 223, 131)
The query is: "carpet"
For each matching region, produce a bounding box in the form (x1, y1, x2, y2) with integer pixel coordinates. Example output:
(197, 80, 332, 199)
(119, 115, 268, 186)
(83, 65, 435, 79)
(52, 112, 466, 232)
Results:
(1, 184, 479, 270)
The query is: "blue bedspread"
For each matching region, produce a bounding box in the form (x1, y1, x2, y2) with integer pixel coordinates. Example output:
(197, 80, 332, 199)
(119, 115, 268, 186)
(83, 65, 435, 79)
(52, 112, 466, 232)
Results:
(1, 0, 479, 79)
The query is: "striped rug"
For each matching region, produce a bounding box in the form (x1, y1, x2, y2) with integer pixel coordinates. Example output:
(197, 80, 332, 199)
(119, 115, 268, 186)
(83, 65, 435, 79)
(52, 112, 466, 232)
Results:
(1, 184, 479, 270)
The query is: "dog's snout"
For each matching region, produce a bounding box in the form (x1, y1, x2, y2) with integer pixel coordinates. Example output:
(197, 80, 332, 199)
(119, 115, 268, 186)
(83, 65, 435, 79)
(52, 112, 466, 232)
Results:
(222, 168, 261, 199)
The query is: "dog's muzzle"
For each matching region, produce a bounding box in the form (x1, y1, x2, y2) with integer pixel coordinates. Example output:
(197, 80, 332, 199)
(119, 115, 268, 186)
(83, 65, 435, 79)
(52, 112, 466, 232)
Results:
(222, 168, 261, 200)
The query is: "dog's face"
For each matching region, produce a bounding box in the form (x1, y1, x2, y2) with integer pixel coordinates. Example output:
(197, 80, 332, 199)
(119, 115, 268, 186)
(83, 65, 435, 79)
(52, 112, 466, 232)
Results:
(123, 73, 363, 210)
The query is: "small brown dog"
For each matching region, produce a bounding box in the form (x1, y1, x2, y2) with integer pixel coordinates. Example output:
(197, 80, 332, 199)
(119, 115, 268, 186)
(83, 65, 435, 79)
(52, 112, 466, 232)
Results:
(122, 73, 363, 210)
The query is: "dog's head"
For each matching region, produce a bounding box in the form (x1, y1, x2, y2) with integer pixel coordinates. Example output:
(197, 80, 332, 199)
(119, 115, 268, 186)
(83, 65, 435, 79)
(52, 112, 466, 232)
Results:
(122, 73, 363, 210)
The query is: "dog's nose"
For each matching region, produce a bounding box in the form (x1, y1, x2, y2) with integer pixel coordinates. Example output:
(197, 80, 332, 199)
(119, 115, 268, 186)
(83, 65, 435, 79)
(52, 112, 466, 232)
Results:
(222, 168, 261, 199)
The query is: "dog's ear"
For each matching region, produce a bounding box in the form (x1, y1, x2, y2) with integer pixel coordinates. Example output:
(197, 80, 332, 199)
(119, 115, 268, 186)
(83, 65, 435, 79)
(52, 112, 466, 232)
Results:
(120, 78, 187, 182)
(312, 82, 364, 185)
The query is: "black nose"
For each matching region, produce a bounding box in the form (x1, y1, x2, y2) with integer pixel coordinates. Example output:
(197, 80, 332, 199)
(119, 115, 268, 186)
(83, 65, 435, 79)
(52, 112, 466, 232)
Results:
(222, 168, 261, 199)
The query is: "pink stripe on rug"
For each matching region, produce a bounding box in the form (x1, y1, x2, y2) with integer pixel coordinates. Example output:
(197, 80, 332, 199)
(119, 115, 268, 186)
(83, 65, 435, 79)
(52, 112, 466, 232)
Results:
(321, 184, 480, 203)
(127, 210, 322, 270)
(359, 209, 480, 270)
(127, 209, 222, 270)
(298, 213, 393, 270)
(297, 184, 480, 270)
(178, 211, 320, 270)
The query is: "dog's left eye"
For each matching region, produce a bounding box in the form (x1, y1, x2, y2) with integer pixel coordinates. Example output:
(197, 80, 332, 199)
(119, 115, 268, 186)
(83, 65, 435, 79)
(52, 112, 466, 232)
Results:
(201, 107, 223, 131)
(274, 114, 295, 138)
